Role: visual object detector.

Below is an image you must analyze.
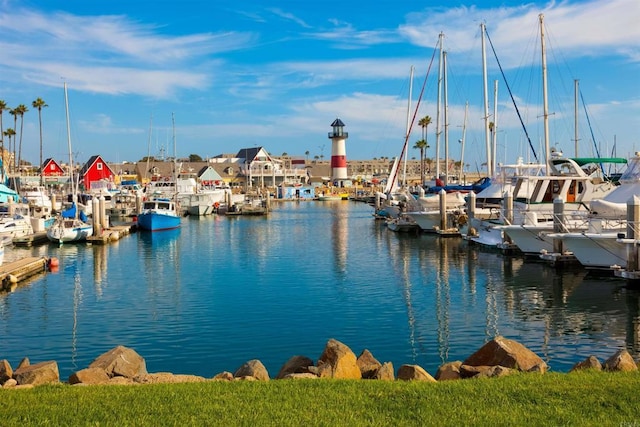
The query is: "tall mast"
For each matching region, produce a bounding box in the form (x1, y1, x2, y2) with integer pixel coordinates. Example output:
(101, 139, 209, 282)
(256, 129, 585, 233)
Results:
(492, 80, 498, 175)
(481, 22, 492, 178)
(460, 101, 468, 183)
(435, 32, 444, 182)
(540, 13, 550, 172)
(574, 79, 579, 157)
(443, 50, 449, 186)
(402, 66, 414, 188)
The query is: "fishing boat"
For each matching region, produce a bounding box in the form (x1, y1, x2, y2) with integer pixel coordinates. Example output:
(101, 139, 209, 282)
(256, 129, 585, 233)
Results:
(136, 198, 181, 231)
(46, 82, 94, 244)
(136, 114, 181, 231)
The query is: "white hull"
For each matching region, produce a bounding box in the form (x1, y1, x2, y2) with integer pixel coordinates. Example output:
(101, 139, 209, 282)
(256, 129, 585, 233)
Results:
(560, 232, 627, 269)
(405, 210, 442, 232)
(502, 225, 555, 255)
(465, 218, 505, 248)
(46, 218, 94, 243)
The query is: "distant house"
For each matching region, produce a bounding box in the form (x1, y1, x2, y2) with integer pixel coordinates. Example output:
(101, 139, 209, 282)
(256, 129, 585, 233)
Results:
(79, 155, 116, 190)
(197, 165, 224, 187)
(41, 158, 65, 177)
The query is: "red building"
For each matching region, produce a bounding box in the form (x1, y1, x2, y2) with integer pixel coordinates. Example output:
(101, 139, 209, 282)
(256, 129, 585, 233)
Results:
(41, 158, 65, 178)
(79, 155, 115, 190)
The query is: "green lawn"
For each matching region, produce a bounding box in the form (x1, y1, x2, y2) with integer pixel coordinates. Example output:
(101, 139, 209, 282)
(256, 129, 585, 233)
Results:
(1, 371, 638, 426)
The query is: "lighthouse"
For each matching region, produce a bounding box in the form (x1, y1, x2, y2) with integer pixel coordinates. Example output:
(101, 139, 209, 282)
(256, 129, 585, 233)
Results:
(328, 118, 348, 184)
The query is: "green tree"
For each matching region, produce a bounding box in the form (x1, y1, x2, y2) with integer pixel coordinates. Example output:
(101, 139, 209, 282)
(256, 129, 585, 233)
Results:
(188, 154, 203, 162)
(413, 139, 429, 185)
(8, 108, 17, 172)
(15, 104, 28, 173)
(3, 128, 15, 170)
(417, 115, 432, 184)
(32, 98, 48, 185)
(0, 100, 6, 164)
(305, 150, 309, 162)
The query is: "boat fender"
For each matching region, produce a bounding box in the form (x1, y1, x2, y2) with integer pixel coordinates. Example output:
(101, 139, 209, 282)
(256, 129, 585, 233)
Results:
(457, 214, 468, 226)
(214, 202, 220, 209)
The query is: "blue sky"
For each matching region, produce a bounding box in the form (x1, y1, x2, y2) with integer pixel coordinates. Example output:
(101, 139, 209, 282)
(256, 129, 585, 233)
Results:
(0, 0, 638, 171)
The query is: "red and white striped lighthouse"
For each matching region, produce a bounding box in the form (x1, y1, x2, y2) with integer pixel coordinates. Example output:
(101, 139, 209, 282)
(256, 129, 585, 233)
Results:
(328, 118, 348, 182)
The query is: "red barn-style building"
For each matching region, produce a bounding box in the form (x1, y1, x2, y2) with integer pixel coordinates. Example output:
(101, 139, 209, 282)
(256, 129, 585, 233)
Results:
(79, 155, 115, 190)
(41, 158, 65, 178)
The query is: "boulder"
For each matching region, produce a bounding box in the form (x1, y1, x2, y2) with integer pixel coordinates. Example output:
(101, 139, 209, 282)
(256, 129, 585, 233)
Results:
(0, 359, 13, 384)
(89, 345, 147, 379)
(13, 360, 59, 386)
(603, 349, 638, 372)
(317, 339, 361, 379)
(569, 356, 602, 372)
(373, 362, 395, 381)
(475, 365, 514, 379)
(397, 364, 436, 382)
(212, 371, 234, 381)
(69, 367, 111, 385)
(234, 359, 270, 381)
(276, 355, 314, 379)
(2, 378, 17, 388)
(282, 373, 319, 380)
(435, 361, 462, 381)
(134, 373, 206, 384)
(463, 336, 548, 373)
(17, 357, 30, 369)
(356, 349, 382, 379)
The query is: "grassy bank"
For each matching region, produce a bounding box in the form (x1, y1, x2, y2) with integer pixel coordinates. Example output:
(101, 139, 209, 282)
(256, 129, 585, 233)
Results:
(1, 371, 638, 426)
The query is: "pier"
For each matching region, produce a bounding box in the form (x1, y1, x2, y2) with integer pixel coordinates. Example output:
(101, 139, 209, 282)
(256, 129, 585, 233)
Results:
(0, 257, 49, 291)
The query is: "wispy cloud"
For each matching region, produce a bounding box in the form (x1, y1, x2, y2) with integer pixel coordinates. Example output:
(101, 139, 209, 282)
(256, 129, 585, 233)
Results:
(268, 8, 311, 28)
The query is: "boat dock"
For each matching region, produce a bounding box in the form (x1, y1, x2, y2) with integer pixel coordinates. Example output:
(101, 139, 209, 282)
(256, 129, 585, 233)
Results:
(13, 232, 49, 247)
(0, 257, 49, 292)
(87, 225, 136, 244)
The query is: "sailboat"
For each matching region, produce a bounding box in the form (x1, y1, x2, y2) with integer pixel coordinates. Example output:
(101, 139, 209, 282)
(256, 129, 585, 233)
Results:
(136, 114, 181, 232)
(46, 83, 94, 244)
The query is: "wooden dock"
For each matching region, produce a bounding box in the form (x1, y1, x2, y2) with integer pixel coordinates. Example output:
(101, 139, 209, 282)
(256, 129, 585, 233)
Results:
(0, 257, 49, 291)
(13, 232, 49, 247)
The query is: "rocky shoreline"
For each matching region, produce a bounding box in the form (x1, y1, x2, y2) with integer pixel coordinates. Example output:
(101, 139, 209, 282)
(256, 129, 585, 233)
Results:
(1, 336, 638, 389)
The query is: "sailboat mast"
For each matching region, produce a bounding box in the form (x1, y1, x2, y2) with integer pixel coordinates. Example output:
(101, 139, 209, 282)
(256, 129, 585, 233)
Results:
(540, 13, 550, 171)
(435, 32, 444, 182)
(402, 66, 414, 188)
(460, 101, 468, 184)
(574, 79, 579, 157)
(492, 80, 498, 176)
(481, 22, 492, 178)
(63, 81, 76, 215)
(443, 50, 449, 186)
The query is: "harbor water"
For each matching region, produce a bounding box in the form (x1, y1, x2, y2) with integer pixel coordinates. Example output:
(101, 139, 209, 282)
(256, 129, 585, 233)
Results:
(1, 201, 638, 379)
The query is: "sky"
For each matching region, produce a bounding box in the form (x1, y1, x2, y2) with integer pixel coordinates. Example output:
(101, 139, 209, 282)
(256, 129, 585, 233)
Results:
(0, 0, 638, 172)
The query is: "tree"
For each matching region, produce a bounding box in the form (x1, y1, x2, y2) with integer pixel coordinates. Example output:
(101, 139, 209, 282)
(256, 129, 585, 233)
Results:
(417, 115, 432, 185)
(3, 128, 15, 169)
(305, 150, 309, 162)
(8, 108, 17, 172)
(188, 154, 203, 162)
(413, 139, 429, 185)
(0, 100, 6, 165)
(15, 104, 28, 173)
(32, 98, 48, 185)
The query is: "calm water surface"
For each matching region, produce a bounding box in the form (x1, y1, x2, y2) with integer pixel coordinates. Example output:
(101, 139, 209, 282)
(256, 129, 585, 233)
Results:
(1, 201, 638, 379)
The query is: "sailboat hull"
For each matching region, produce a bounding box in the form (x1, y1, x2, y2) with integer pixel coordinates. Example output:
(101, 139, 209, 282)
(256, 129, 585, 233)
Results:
(46, 218, 93, 243)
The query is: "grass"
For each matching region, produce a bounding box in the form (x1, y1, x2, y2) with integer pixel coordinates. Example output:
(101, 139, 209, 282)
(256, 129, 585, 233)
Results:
(1, 371, 638, 426)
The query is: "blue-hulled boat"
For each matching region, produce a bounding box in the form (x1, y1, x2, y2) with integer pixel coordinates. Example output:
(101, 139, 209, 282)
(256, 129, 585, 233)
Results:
(136, 198, 181, 231)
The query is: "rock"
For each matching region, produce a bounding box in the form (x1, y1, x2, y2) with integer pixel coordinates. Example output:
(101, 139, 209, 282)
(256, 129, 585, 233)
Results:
(282, 373, 319, 380)
(397, 364, 436, 382)
(134, 373, 206, 384)
(475, 365, 514, 379)
(459, 364, 490, 379)
(356, 349, 382, 379)
(2, 378, 17, 388)
(603, 349, 638, 372)
(463, 336, 548, 373)
(13, 360, 59, 386)
(234, 359, 270, 381)
(569, 356, 602, 372)
(69, 368, 111, 385)
(276, 355, 314, 379)
(108, 376, 135, 385)
(435, 361, 462, 381)
(317, 339, 361, 379)
(89, 345, 147, 379)
(212, 371, 234, 381)
(0, 359, 13, 384)
(373, 362, 395, 381)
(17, 357, 30, 369)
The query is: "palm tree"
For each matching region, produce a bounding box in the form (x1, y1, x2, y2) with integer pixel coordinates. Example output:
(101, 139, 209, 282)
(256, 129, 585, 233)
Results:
(0, 100, 6, 165)
(413, 139, 429, 185)
(15, 104, 28, 174)
(418, 115, 432, 183)
(3, 128, 15, 170)
(305, 150, 309, 162)
(8, 108, 17, 173)
(32, 98, 48, 185)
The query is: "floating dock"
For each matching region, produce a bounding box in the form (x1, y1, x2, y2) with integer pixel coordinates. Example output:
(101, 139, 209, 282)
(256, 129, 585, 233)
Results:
(13, 232, 49, 247)
(0, 257, 49, 291)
